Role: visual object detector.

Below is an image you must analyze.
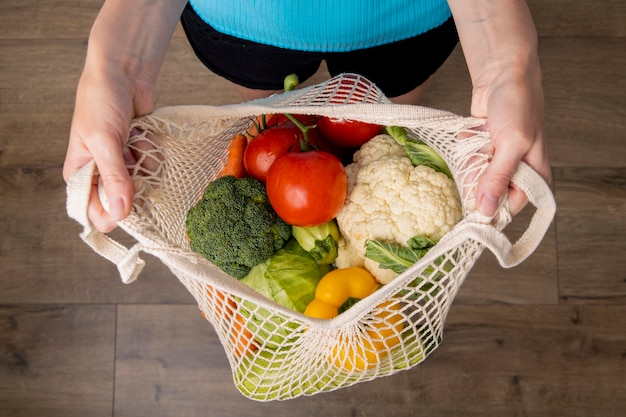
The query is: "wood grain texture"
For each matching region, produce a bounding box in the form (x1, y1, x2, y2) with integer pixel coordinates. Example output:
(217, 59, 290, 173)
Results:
(0, 166, 194, 304)
(4, 37, 624, 168)
(555, 167, 626, 304)
(541, 37, 626, 167)
(111, 304, 626, 417)
(2, 0, 625, 40)
(0, 304, 116, 417)
(1, 0, 625, 415)
(528, 0, 626, 37)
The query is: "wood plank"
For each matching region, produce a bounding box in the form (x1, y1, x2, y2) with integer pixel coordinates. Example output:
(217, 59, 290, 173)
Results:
(426, 39, 626, 169)
(0, 2, 193, 41)
(414, 304, 626, 416)
(541, 38, 626, 168)
(528, 0, 626, 37)
(455, 202, 559, 305)
(419, 46, 473, 117)
(0, 1, 625, 416)
(3, 36, 623, 168)
(0, 159, 559, 307)
(0, 304, 116, 417)
(0, 166, 195, 304)
(2, 1, 625, 40)
(113, 304, 626, 416)
(114, 305, 235, 417)
(0, 34, 626, 166)
(555, 167, 626, 304)
(0, 1, 101, 39)
(0, 36, 241, 167)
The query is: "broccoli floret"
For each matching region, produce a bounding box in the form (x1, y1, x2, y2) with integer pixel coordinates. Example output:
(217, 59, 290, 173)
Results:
(186, 175, 291, 279)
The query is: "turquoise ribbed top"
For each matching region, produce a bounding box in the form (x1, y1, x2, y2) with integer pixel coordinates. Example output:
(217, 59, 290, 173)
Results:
(188, 0, 451, 52)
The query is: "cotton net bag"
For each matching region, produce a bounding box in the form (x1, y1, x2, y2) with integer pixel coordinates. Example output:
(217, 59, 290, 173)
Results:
(66, 73, 555, 401)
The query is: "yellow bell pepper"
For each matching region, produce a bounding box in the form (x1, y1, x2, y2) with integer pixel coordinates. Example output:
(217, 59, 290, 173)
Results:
(304, 267, 405, 371)
(304, 267, 379, 319)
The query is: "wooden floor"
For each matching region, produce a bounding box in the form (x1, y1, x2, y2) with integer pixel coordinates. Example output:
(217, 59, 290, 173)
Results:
(1, 1, 625, 416)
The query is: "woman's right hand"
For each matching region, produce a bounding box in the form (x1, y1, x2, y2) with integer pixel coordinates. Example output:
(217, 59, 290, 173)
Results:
(62, 64, 155, 232)
(62, 0, 188, 232)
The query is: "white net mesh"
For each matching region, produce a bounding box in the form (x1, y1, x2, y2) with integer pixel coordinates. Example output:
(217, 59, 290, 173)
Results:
(68, 73, 554, 401)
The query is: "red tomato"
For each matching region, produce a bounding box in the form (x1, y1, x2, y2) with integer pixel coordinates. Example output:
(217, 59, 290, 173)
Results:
(316, 117, 382, 149)
(243, 125, 302, 182)
(307, 128, 345, 162)
(244, 113, 330, 182)
(266, 151, 348, 227)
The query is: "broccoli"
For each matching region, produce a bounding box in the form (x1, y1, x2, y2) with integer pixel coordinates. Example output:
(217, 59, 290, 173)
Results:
(186, 175, 291, 279)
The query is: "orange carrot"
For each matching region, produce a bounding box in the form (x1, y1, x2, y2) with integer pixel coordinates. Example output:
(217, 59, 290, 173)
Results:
(218, 133, 248, 178)
(231, 312, 258, 358)
(201, 286, 258, 358)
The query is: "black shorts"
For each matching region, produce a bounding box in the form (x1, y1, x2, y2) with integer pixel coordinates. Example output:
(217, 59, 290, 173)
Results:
(180, 3, 458, 98)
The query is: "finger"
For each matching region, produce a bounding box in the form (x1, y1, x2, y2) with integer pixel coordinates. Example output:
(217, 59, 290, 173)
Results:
(522, 134, 553, 185)
(507, 184, 529, 217)
(477, 144, 526, 217)
(89, 130, 135, 223)
(87, 184, 119, 233)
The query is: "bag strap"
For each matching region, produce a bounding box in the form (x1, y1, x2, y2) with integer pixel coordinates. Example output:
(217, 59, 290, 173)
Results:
(65, 160, 145, 283)
(445, 161, 556, 268)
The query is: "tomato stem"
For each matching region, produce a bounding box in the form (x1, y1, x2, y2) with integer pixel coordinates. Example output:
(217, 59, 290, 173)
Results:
(284, 113, 316, 151)
(282, 74, 316, 152)
(283, 73, 299, 92)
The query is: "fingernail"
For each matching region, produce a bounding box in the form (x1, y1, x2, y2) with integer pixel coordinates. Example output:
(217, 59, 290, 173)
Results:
(109, 197, 126, 221)
(479, 193, 500, 217)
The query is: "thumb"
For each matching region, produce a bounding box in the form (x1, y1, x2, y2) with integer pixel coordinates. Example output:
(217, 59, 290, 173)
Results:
(477, 148, 525, 218)
(89, 131, 135, 227)
(94, 144, 134, 222)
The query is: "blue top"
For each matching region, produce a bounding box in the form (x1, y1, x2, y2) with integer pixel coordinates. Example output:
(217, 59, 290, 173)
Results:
(188, 0, 451, 52)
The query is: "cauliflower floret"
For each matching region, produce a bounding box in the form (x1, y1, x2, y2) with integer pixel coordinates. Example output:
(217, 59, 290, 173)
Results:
(335, 134, 462, 284)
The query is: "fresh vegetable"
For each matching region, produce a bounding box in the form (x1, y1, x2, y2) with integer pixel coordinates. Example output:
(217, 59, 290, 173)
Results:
(266, 150, 348, 227)
(316, 116, 382, 149)
(304, 267, 379, 319)
(235, 349, 293, 399)
(243, 118, 317, 182)
(218, 133, 248, 178)
(243, 122, 300, 182)
(334, 134, 462, 284)
(186, 175, 291, 279)
(240, 238, 332, 349)
(243, 73, 336, 182)
(241, 239, 332, 314)
(201, 286, 257, 358)
(386, 125, 453, 179)
(332, 300, 404, 372)
(365, 236, 454, 302)
(364, 236, 437, 274)
(246, 113, 318, 138)
(234, 347, 340, 400)
(291, 220, 340, 265)
(304, 267, 404, 371)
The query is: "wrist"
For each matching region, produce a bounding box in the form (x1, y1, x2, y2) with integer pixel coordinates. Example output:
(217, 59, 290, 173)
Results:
(84, 0, 186, 83)
(449, 0, 540, 86)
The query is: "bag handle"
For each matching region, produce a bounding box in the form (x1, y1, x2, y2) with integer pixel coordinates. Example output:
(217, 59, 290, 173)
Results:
(65, 160, 145, 283)
(444, 161, 555, 268)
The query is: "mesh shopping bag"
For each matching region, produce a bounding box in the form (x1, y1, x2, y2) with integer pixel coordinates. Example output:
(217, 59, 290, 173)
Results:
(66, 74, 556, 401)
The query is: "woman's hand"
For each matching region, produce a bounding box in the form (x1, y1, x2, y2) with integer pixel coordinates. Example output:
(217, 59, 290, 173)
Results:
(471, 57, 551, 217)
(62, 0, 188, 232)
(63, 65, 154, 232)
(448, 0, 552, 217)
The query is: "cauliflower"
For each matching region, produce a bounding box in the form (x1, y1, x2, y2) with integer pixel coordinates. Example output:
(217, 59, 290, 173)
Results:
(335, 134, 462, 284)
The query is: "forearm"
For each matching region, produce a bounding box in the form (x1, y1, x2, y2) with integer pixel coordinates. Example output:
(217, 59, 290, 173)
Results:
(85, 0, 188, 84)
(447, 0, 541, 111)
